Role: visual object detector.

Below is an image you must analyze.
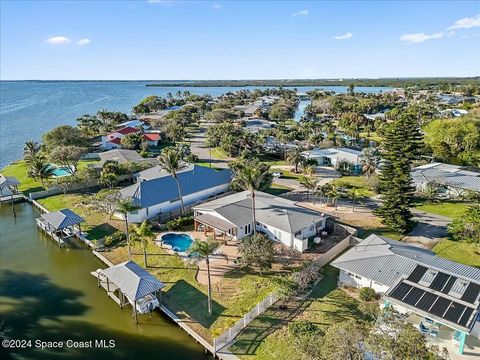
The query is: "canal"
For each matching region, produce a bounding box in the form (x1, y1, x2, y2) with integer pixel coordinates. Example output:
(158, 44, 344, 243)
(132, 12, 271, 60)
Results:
(294, 99, 311, 121)
(0, 202, 210, 360)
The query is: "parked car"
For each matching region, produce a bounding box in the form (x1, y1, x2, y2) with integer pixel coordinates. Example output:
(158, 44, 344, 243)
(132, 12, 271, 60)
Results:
(273, 171, 284, 178)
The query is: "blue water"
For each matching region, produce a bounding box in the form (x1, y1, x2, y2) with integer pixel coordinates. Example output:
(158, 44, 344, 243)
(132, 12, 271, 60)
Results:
(51, 166, 72, 177)
(0, 81, 391, 168)
(162, 233, 194, 253)
(294, 99, 311, 121)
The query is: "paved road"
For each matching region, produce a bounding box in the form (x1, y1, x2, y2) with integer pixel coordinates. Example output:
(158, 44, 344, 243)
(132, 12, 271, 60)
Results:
(189, 126, 231, 169)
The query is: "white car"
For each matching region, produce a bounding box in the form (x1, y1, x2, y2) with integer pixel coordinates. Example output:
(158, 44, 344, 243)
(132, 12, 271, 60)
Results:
(272, 171, 284, 178)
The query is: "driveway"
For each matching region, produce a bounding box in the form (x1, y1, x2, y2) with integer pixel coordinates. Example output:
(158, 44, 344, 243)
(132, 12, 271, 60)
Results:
(402, 210, 451, 249)
(189, 126, 232, 169)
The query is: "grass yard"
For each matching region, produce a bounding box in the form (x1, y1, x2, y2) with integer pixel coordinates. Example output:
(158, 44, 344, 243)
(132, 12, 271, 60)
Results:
(1, 159, 99, 194)
(414, 199, 471, 219)
(230, 267, 371, 360)
(332, 175, 374, 197)
(211, 147, 230, 160)
(433, 239, 480, 268)
(38, 193, 121, 240)
(102, 241, 283, 341)
(265, 183, 292, 196)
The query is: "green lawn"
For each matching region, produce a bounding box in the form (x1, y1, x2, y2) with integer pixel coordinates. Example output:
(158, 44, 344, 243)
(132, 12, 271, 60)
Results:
(265, 183, 293, 196)
(211, 147, 230, 160)
(414, 199, 471, 219)
(38, 193, 120, 240)
(103, 241, 285, 341)
(332, 176, 374, 197)
(1, 159, 98, 194)
(230, 267, 371, 360)
(433, 239, 480, 268)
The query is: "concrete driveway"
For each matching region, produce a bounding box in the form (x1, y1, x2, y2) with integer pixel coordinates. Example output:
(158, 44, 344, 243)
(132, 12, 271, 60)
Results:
(402, 210, 452, 249)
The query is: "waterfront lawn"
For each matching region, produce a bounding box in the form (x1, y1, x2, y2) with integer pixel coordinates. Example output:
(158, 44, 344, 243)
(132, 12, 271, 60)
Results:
(414, 198, 471, 219)
(1, 160, 99, 194)
(433, 239, 480, 268)
(37, 193, 120, 240)
(229, 267, 371, 360)
(102, 241, 282, 342)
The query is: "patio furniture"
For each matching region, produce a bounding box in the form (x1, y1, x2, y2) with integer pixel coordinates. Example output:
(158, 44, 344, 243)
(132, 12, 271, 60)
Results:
(424, 317, 434, 325)
(430, 329, 438, 338)
(419, 322, 429, 335)
(453, 330, 462, 342)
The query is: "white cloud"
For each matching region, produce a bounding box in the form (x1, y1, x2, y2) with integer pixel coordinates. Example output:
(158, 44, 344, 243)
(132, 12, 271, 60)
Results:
(399, 32, 444, 44)
(461, 33, 479, 39)
(333, 32, 353, 40)
(46, 36, 71, 45)
(447, 14, 480, 30)
(147, 0, 175, 5)
(212, 3, 221, 9)
(292, 9, 308, 17)
(447, 31, 455, 38)
(77, 38, 91, 46)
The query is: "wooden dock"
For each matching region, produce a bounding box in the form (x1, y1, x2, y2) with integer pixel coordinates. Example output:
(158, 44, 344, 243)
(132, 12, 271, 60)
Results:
(36, 218, 65, 246)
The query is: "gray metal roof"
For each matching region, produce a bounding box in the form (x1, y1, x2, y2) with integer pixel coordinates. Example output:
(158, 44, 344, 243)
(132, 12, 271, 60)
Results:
(96, 149, 157, 167)
(193, 191, 325, 234)
(121, 165, 232, 208)
(0, 174, 20, 189)
(136, 163, 195, 181)
(331, 234, 480, 287)
(412, 163, 480, 192)
(100, 260, 165, 301)
(40, 209, 84, 230)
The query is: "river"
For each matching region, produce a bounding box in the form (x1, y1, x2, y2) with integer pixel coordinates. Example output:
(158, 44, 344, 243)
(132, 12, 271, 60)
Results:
(0, 203, 210, 360)
(0, 81, 390, 168)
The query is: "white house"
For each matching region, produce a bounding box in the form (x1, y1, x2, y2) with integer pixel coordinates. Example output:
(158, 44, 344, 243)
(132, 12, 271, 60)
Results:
(331, 234, 480, 356)
(117, 164, 232, 223)
(302, 147, 363, 174)
(101, 127, 139, 149)
(192, 191, 327, 252)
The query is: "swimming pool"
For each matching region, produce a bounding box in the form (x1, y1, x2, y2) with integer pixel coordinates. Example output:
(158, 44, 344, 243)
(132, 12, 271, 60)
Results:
(47, 164, 74, 177)
(161, 233, 193, 253)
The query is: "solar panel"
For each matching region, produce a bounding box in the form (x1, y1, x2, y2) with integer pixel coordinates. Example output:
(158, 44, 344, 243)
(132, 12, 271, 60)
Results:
(430, 272, 450, 291)
(407, 265, 428, 283)
(458, 307, 474, 327)
(404, 287, 425, 306)
(390, 283, 412, 301)
(444, 302, 466, 324)
(417, 292, 438, 311)
(430, 297, 451, 318)
(441, 275, 457, 294)
(461, 283, 480, 304)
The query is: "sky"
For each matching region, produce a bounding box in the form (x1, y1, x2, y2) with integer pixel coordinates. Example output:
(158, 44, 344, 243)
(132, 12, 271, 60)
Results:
(1, 0, 479, 80)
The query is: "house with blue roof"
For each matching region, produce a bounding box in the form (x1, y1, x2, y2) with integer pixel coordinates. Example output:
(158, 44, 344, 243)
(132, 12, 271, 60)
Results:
(118, 164, 232, 223)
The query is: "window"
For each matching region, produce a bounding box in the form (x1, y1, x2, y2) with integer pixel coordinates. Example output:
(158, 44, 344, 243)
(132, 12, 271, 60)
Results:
(130, 209, 139, 214)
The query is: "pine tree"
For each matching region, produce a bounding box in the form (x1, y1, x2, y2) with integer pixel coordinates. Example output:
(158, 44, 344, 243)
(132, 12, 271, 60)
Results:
(373, 114, 423, 233)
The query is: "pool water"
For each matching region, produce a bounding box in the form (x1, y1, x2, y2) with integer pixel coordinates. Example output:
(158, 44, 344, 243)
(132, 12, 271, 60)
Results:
(47, 164, 73, 177)
(162, 233, 193, 252)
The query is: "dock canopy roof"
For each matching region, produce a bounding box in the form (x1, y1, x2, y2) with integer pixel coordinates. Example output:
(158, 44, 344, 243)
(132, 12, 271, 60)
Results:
(100, 261, 165, 301)
(0, 174, 20, 189)
(40, 209, 84, 230)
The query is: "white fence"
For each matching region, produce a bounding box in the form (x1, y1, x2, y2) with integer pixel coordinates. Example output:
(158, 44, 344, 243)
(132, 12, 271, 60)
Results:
(213, 293, 279, 353)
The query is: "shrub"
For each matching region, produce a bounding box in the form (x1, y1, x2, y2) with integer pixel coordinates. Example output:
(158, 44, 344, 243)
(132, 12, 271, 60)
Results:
(103, 231, 125, 247)
(166, 216, 193, 230)
(289, 320, 320, 337)
(291, 262, 321, 290)
(359, 287, 377, 302)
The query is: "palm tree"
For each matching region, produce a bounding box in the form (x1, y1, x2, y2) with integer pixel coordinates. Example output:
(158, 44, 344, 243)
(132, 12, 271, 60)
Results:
(231, 160, 272, 235)
(27, 157, 54, 188)
(157, 147, 187, 214)
(187, 238, 219, 315)
(117, 198, 141, 260)
(347, 188, 361, 212)
(23, 140, 40, 161)
(131, 221, 154, 267)
(300, 176, 317, 199)
(286, 147, 305, 173)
